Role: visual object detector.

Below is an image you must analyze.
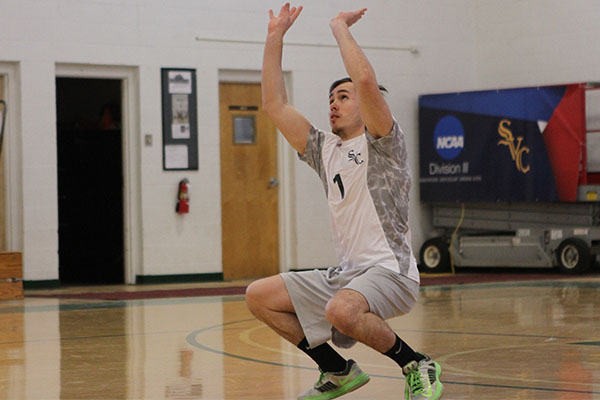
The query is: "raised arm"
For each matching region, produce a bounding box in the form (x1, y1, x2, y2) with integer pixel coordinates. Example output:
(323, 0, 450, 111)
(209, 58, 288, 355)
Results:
(329, 9, 393, 138)
(262, 3, 311, 154)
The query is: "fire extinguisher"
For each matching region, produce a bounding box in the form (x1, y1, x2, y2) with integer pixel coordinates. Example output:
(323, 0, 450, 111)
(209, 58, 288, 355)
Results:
(176, 178, 190, 214)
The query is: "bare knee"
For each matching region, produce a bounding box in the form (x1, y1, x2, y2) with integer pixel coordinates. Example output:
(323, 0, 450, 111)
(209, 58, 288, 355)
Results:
(245, 278, 268, 315)
(245, 275, 293, 317)
(325, 290, 369, 336)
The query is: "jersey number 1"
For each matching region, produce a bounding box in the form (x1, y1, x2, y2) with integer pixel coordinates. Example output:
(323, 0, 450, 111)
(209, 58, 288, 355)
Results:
(333, 174, 345, 199)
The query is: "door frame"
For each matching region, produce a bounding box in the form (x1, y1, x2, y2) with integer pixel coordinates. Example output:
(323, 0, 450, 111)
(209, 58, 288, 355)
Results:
(0, 62, 22, 253)
(55, 64, 142, 284)
(218, 69, 297, 272)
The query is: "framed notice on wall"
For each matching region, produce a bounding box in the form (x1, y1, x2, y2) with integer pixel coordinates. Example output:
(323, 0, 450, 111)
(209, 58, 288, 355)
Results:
(161, 68, 198, 170)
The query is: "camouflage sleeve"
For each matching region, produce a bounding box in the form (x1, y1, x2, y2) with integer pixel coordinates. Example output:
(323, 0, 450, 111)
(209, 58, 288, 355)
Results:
(366, 120, 407, 168)
(298, 125, 325, 176)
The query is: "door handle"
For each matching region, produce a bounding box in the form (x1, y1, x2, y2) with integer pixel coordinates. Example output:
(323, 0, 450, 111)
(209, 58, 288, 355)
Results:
(268, 177, 279, 189)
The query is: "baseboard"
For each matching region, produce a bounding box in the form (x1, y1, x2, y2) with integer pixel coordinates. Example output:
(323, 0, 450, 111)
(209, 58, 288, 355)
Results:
(288, 267, 329, 272)
(23, 280, 61, 290)
(136, 273, 224, 284)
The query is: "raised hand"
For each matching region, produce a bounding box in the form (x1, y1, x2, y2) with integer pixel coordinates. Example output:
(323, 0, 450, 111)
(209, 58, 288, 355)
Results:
(268, 3, 303, 36)
(330, 8, 367, 29)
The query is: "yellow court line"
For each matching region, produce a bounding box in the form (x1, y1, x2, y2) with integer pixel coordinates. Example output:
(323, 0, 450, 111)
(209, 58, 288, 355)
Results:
(237, 323, 401, 370)
(437, 342, 600, 388)
(238, 324, 301, 358)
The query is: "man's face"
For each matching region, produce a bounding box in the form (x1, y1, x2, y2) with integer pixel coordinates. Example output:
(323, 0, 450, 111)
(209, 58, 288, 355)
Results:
(328, 82, 363, 137)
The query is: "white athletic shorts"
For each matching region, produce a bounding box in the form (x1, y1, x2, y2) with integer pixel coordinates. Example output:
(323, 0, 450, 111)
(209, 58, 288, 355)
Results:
(280, 266, 419, 349)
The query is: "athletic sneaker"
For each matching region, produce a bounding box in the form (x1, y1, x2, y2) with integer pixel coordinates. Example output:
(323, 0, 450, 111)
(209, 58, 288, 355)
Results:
(402, 354, 443, 400)
(298, 359, 370, 400)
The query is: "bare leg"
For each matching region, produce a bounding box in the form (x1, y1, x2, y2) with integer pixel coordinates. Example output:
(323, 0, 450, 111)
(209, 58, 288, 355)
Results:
(325, 289, 396, 353)
(245, 275, 304, 345)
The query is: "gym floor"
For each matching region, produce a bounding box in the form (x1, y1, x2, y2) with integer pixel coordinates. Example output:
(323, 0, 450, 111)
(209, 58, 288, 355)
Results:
(1, 275, 599, 399)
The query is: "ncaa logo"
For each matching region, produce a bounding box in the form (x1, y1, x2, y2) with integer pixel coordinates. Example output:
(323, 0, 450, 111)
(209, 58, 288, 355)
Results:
(433, 115, 465, 160)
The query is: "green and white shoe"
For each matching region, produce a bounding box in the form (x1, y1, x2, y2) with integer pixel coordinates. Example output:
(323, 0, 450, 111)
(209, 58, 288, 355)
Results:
(402, 354, 443, 400)
(298, 359, 370, 400)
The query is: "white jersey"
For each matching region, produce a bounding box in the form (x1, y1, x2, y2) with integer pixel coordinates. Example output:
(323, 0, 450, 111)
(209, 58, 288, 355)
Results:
(299, 120, 420, 283)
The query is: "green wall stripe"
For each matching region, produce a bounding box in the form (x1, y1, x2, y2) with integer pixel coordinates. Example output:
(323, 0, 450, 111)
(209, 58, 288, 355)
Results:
(23, 280, 61, 290)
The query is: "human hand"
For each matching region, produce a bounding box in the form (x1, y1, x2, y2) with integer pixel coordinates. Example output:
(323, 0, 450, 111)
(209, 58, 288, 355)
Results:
(330, 8, 367, 29)
(268, 3, 303, 36)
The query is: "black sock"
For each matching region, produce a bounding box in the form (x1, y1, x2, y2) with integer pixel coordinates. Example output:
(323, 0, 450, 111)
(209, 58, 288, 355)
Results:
(383, 335, 425, 369)
(297, 337, 347, 373)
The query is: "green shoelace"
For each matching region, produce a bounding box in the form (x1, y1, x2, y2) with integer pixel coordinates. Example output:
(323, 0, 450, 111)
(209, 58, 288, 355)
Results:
(314, 373, 326, 388)
(406, 369, 425, 394)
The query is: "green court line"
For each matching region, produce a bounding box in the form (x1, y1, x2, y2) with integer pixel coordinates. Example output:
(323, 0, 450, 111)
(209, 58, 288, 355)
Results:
(0, 295, 246, 315)
(420, 279, 600, 291)
(3, 279, 598, 315)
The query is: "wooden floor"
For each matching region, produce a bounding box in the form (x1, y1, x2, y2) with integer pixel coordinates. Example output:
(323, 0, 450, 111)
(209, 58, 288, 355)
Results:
(1, 276, 599, 399)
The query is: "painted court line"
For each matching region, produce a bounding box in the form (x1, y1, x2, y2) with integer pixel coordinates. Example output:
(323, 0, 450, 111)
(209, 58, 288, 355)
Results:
(186, 319, 600, 396)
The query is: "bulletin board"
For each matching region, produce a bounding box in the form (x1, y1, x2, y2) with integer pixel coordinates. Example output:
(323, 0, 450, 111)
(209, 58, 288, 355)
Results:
(161, 68, 198, 170)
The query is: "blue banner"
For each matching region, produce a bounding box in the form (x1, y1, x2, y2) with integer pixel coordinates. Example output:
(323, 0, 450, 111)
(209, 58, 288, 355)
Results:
(418, 87, 566, 202)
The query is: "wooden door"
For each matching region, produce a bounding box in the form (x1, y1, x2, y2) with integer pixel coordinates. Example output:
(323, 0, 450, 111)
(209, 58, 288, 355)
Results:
(219, 83, 279, 280)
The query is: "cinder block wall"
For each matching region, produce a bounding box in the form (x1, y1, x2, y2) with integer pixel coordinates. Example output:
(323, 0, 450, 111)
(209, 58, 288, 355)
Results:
(2, 0, 597, 281)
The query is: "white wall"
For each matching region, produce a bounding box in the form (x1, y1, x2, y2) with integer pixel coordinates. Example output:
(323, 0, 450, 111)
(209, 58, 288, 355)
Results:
(472, 0, 600, 89)
(5, 0, 596, 281)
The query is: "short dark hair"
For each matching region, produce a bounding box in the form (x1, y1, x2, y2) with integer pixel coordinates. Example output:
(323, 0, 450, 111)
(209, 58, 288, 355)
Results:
(328, 77, 388, 96)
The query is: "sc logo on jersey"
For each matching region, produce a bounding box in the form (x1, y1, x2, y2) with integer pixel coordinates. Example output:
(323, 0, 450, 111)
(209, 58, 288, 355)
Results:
(433, 115, 465, 160)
